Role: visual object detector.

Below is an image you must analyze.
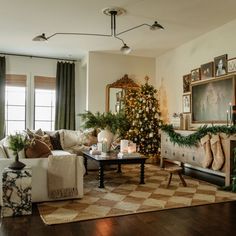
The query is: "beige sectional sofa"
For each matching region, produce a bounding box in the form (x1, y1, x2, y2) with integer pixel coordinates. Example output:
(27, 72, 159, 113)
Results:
(0, 129, 98, 204)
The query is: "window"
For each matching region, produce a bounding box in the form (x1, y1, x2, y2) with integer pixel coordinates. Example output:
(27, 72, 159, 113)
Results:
(5, 75, 26, 135)
(34, 76, 56, 131)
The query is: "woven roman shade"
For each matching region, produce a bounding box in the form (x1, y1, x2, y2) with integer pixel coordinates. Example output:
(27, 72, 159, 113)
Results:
(6, 74, 26, 87)
(34, 76, 55, 90)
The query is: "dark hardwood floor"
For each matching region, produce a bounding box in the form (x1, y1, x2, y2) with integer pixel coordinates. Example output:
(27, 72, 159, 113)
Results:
(0, 168, 235, 236)
(1, 202, 236, 236)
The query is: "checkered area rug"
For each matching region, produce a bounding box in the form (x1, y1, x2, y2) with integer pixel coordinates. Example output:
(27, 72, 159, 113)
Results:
(38, 164, 236, 225)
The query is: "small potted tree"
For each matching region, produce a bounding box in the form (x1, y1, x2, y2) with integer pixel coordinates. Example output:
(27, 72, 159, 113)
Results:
(7, 133, 29, 170)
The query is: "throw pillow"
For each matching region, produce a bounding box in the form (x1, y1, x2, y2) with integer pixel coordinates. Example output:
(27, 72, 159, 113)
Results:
(26, 129, 53, 150)
(2, 137, 15, 159)
(26, 128, 44, 138)
(0, 144, 8, 159)
(80, 129, 98, 146)
(25, 139, 52, 158)
(45, 131, 63, 150)
(36, 134, 54, 150)
(59, 130, 82, 149)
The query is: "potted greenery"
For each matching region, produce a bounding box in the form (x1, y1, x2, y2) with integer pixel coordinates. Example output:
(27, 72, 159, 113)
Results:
(79, 111, 130, 150)
(7, 133, 29, 170)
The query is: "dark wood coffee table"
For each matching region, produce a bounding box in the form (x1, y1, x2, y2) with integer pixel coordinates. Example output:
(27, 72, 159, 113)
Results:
(82, 150, 148, 188)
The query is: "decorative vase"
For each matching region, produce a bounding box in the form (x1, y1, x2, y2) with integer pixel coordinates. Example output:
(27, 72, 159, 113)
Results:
(97, 129, 114, 152)
(8, 152, 26, 170)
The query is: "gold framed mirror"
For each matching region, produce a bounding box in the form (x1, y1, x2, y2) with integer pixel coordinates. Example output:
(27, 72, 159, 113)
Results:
(105, 74, 139, 112)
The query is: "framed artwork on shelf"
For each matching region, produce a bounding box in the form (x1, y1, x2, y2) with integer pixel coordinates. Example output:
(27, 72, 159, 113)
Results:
(200, 62, 214, 80)
(227, 58, 236, 74)
(191, 76, 235, 123)
(191, 68, 201, 82)
(183, 94, 191, 113)
(183, 74, 191, 93)
(214, 54, 228, 77)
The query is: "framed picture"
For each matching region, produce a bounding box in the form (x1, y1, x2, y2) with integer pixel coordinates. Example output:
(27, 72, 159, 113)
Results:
(227, 58, 236, 73)
(183, 94, 191, 113)
(214, 54, 228, 77)
(183, 74, 191, 93)
(191, 68, 201, 82)
(200, 62, 213, 80)
(191, 76, 235, 123)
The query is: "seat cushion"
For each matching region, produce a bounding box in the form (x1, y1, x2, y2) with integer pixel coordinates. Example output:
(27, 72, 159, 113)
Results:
(64, 145, 89, 156)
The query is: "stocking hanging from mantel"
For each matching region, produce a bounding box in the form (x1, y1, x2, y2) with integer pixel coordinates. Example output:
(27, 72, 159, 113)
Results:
(200, 134, 213, 168)
(219, 133, 228, 172)
(210, 134, 225, 171)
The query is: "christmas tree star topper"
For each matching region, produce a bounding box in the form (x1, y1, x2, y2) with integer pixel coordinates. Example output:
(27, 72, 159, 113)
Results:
(144, 76, 150, 83)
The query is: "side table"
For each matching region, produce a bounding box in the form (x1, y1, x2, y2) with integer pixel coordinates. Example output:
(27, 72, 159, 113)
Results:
(1, 167, 32, 217)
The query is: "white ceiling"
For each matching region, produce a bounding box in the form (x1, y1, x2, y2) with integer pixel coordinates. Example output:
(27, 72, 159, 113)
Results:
(1, 0, 236, 60)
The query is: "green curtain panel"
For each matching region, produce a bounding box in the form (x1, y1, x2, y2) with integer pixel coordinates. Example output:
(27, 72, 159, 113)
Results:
(0, 57, 6, 139)
(55, 62, 75, 130)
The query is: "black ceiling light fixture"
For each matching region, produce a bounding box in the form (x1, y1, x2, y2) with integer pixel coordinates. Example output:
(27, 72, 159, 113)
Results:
(32, 7, 164, 54)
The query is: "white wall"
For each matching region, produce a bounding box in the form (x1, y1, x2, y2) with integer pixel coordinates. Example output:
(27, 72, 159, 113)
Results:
(4, 55, 82, 129)
(87, 52, 156, 113)
(76, 59, 87, 128)
(156, 18, 236, 123)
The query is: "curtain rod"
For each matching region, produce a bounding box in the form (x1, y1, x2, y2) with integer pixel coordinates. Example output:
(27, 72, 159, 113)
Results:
(0, 52, 77, 62)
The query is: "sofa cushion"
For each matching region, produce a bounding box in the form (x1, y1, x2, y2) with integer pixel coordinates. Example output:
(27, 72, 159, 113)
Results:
(0, 138, 12, 158)
(59, 130, 82, 149)
(25, 139, 52, 158)
(51, 150, 72, 156)
(0, 145, 8, 159)
(45, 131, 63, 150)
(64, 145, 89, 156)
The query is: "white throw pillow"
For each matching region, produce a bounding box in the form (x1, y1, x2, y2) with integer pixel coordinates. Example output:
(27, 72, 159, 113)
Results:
(59, 130, 83, 149)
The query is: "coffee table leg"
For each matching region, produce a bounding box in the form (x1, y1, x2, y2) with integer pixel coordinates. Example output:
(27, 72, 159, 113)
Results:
(117, 163, 122, 173)
(84, 156, 88, 175)
(140, 162, 145, 184)
(99, 163, 104, 188)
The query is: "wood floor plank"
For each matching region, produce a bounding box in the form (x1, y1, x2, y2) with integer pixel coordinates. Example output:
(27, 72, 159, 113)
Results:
(1, 202, 236, 236)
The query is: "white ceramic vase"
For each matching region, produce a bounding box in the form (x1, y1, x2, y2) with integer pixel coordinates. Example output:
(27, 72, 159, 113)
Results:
(97, 129, 114, 152)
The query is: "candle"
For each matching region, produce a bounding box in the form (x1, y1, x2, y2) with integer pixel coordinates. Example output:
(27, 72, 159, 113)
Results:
(120, 140, 129, 153)
(229, 102, 232, 125)
(102, 138, 108, 153)
(128, 143, 137, 153)
(97, 142, 103, 152)
(227, 110, 229, 126)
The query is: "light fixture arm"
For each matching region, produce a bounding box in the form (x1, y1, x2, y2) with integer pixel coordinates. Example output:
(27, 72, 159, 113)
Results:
(116, 23, 152, 36)
(46, 32, 112, 40)
(114, 36, 125, 45)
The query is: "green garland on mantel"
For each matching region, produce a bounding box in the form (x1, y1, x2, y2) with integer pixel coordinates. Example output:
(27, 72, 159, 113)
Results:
(161, 124, 236, 147)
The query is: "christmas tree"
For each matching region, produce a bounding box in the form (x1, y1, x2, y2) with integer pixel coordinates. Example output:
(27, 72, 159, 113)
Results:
(125, 77, 162, 156)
